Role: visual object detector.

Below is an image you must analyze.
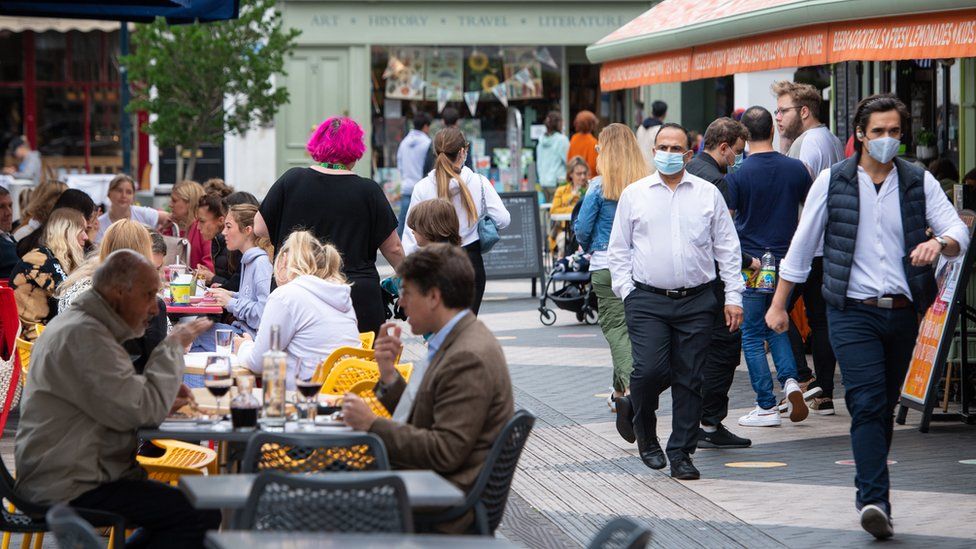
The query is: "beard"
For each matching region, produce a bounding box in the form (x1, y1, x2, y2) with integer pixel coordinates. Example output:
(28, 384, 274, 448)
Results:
(781, 116, 804, 140)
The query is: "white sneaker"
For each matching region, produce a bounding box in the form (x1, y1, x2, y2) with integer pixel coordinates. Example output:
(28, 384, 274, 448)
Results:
(738, 405, 782, 427)
(860, 504, 894, 539)
(784, 379, 809, 423)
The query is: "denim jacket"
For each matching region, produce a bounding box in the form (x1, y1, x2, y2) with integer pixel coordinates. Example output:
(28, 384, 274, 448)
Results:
(573, 178, 617, 253)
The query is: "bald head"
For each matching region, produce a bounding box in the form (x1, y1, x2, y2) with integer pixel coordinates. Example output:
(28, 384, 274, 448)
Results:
(94, 250, 160, 334)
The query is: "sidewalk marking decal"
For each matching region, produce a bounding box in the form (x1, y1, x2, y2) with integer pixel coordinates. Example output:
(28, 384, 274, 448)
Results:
(835, 459, 897, 465)
(725, 461, 787, 468)
(959, 459, 976, 465)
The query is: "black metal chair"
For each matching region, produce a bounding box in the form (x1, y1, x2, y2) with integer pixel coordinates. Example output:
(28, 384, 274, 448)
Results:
(416, 409, 536, 535)
(45, 504, 103, 549)
(586, 517, 652, 549)
(235, 470, 413, 533)
(0, 456, 125, 549)
(241, 432, 390, 473)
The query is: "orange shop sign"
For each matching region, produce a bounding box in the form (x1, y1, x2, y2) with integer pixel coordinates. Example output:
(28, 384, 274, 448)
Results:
(600, 9, 976, 90)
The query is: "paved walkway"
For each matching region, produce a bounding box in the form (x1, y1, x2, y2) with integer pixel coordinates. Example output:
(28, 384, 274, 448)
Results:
(475, 279, 976, 548)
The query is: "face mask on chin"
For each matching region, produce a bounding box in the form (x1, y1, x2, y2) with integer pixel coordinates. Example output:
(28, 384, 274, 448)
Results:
(654, 151, 687, 175)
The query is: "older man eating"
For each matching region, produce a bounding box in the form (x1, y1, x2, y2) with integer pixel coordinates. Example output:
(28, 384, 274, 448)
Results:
(14, 250, 219, 547)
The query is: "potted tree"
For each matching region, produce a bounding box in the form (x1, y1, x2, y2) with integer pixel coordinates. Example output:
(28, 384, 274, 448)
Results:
(915, 128, 936, 161)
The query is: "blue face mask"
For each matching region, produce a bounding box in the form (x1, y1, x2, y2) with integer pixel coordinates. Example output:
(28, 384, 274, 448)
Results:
(654, 151, 687, 175)
(727, 152, 744, 173)
(865, 136, 900, 164)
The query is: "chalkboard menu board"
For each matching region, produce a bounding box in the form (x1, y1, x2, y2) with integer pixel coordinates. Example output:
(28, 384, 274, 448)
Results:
(484, 191, 545, 281)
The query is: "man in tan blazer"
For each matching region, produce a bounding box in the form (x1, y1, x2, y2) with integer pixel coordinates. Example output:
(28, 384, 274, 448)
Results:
(342, 244, 514, 519)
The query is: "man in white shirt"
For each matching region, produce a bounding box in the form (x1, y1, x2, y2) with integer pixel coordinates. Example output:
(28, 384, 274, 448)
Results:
(773, 80, 846, 413)
(609, 123, 744, 480)
(766, 94, 969, 540)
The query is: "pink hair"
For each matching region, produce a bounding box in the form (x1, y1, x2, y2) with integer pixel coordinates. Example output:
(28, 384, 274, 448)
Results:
(306, 117, 366, 165)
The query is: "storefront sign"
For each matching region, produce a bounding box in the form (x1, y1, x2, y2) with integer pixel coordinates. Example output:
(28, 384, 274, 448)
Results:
(600, 8, 976, 90)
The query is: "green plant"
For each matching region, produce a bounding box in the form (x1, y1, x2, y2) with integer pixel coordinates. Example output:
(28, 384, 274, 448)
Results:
(915, 128, 936, 147)
(122, 0, 300, 181)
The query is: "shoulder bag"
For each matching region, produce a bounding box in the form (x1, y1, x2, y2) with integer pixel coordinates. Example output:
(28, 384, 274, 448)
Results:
(477, 177, 500, 253)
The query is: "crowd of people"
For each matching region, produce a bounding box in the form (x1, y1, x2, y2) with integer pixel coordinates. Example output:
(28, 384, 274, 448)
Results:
(9, 114, 516, 545)
(3, 78, 970, 544)
(571, 84, 969, 540)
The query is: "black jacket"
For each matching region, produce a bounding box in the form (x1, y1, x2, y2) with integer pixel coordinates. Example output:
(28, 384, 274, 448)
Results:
(210, 234, 241, 292)
(685, 154, 752, 270)
(124, 297, 168, 374)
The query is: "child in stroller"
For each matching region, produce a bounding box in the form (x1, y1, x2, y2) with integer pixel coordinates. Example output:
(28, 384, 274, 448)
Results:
(538, 199, 598, 325)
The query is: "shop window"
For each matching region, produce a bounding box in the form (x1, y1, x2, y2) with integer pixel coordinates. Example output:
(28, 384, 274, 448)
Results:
(70, 31, 103, 82)
(0, 32, 22, 81)
(91, 86, 121, 157)
(36, 87, 85, 156)
(35, 31, 67, 82)
(371, 45, 563, 198)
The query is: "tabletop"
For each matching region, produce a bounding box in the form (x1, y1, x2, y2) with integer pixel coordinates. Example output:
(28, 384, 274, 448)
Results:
(138, 420, 353, 443)
(183, 353, 250, 377)
(182, 470, 465, 510)
(167, 304, 223, 315)
(205, 532, 517, 548)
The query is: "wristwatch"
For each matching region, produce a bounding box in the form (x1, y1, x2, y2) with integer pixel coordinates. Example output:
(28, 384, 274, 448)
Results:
(934, 235, 948, 250)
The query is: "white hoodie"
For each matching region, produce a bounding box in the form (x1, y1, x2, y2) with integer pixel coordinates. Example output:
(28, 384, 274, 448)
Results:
(402, 166, 511, 255)
(238, 274, 360, 387)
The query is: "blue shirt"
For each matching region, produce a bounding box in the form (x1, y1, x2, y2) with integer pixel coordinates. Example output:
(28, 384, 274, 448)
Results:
(426, 310, 469, 364)
(726, 151, 812, 258)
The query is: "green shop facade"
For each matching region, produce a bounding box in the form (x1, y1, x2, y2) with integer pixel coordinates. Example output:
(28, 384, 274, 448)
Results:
(276, 1, 650, 192)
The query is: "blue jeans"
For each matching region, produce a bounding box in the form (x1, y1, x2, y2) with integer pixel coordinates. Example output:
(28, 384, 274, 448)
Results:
(397, 193, 412, 237)
(742, 291, 798, 409)
(827, 303, 918, 515)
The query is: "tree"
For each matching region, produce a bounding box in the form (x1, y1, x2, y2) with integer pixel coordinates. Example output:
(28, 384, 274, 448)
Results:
(123, 0, 300, 181)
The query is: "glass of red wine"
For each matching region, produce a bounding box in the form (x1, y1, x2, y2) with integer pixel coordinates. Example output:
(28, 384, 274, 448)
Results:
(295, 360, 324, 426)
(204, 355, 233, 424)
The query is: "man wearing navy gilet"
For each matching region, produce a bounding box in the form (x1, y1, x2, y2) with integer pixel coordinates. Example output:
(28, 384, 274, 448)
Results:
(766, 94, 969, 540)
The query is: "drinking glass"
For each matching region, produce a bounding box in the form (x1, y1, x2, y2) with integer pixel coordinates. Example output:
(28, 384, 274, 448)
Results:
(204, 355, 232, 422)
(215, 329, 233, 356)
(294, 360, 323, 426)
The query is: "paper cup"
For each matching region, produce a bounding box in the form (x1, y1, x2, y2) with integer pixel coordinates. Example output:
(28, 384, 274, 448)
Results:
(171, 282, 193, 305)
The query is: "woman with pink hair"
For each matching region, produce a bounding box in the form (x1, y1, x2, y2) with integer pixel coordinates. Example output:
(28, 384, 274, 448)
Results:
(255, 116, 404, 334)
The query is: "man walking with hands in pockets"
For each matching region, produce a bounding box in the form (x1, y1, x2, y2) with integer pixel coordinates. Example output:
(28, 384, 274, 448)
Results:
(766, 94, 969, 539)
(609, 123, 744, 480)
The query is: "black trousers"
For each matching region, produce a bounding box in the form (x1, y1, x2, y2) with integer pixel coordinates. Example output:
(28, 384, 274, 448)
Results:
(464, 242, 487, 315)
(625, 286, 716, 459)
(701, 284, 742, 427)
(71, 479, 222, 549)
(349, 272, 385, 335)
(788, 258, 837, 397)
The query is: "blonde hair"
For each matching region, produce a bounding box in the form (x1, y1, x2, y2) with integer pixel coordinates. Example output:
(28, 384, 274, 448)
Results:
(23, 180, 68, 225)
(228, 204, 274, 260)
(171, 180, 206, 231)
(56, 220, 153, 298)
(274, 230, 346, 285)
(432, 127, 477, 227)
(566, 155, 589, 180)
(597, 123, 648, 201)
(40, 208, 86, 273)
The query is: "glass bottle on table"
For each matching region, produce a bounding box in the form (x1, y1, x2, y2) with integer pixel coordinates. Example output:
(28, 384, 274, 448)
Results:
(261, 325, 287, 427)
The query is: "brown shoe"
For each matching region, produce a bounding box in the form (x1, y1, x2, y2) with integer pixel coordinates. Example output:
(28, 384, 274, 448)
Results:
(809, 397, 836, 416)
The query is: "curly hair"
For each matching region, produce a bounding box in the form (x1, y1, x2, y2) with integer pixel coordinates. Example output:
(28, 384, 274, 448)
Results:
(306, 117, 366, 166)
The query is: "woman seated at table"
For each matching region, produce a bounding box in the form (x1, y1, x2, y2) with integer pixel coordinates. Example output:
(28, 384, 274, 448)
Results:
(161, 179, 213, 270)
(17, 189, 98, 257)
(55, 219, 168, 373)
(236, 230, 360, 387)
(96, 174, 170, 242)
(193, 204, 272, 351)
(11, 208, 87, 340)
(548, 155, 589, 257)
(12, 180, 67, 243)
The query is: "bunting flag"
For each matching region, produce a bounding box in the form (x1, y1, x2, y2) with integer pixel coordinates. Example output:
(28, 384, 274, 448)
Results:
(463, 91, 480, 116)
(491, 82, 508, 107)
(382, 56, 406, 79)
(535, 46, 558, 69)
(410, 73, 426, 92)
(513, 67, 534, 86)
(436, 87, 452, 113)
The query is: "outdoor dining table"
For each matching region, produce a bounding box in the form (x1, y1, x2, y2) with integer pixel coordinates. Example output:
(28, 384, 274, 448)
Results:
(205, 532, 518, 548)
(181, 471, 465, 510)
(137, 419, 354, 444)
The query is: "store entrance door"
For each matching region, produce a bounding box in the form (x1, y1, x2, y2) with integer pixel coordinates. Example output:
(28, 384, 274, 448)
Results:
(277, 47, 350, 171)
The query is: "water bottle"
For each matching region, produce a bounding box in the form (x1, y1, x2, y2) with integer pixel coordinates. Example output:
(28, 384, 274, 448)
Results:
(261, 325, 287, 427)
(756, 249, 776, 293)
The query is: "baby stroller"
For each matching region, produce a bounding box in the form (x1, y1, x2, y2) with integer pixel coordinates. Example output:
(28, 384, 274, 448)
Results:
(538, 251, 598, 326)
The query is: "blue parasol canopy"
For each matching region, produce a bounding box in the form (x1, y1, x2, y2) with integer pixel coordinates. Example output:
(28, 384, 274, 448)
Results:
(0, 0, 240, 24)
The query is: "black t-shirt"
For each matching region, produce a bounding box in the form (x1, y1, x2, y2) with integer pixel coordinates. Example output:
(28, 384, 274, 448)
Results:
(259, 167, 397, 277)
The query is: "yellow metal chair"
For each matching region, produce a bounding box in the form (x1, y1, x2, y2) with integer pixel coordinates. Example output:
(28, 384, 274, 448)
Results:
(309, 346, 375, 384)
(358, 331, 375, 349)
(320, 358, 413, 396)
(348, 379, 391, 418)
(136, 439, 217, 486)
(15, 337, 31, 386)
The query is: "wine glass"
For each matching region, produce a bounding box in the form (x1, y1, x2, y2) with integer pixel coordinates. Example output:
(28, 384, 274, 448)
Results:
(204, 355, 232, 423)
(294, 360, 324, 426)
